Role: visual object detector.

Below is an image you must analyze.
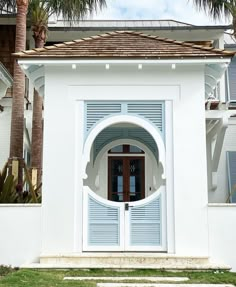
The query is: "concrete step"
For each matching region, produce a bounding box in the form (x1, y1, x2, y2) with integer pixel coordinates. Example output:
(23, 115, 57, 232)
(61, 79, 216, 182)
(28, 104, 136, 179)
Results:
(63, 276, 189, 282)
(37, 253, 230, 270)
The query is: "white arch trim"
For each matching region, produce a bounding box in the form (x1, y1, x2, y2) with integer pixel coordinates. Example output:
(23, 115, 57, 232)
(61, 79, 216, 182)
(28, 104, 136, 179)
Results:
(82, 114, 166, 179)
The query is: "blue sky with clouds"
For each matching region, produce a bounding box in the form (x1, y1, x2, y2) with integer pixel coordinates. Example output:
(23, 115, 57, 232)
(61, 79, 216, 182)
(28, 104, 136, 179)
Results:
(92, 0, 231, 26)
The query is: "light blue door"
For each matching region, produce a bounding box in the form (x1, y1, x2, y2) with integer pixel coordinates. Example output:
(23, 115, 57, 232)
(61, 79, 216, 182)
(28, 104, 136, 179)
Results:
(83, 187, 166, 251)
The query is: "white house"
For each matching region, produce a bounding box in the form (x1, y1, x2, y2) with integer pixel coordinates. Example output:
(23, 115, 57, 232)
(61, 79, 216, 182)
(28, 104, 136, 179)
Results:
(2, 30, 233, 270)
(1, 21, 236, 271)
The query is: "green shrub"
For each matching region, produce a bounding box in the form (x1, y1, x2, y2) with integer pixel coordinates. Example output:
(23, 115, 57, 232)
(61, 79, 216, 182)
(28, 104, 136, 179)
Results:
(0, 162, 41, 204)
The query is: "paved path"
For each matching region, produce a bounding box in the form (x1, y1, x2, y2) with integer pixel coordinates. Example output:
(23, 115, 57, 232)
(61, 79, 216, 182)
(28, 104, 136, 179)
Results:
(64, 277, 189, 282)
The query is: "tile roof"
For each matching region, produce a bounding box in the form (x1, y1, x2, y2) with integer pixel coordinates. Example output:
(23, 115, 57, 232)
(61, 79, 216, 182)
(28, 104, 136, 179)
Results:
(14, 31, 235, 59)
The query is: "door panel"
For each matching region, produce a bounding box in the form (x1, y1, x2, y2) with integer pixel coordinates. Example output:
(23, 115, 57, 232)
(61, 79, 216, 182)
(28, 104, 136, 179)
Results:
(108, 157, 144, 202)
(125, 191, 166, 251)
(83, 187, 125, 251)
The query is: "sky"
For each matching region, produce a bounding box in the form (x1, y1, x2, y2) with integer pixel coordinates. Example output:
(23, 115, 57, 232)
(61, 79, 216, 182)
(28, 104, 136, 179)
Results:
(91, 0, 231, 26)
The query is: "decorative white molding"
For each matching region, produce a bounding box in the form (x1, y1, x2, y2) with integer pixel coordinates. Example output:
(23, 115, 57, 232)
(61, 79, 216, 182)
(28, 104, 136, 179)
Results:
(206, 116, 228, 191)
(82, 115, 166, 180)
(20, 64, 45, 97)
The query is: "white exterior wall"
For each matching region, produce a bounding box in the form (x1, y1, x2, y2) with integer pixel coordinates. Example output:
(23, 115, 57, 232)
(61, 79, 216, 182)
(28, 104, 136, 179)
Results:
(42, 68, 77, 253)
(171, 67, 208, 256)
(0, 205, 42, 267)
(208, 204, 236, 271)
(208, 118, 236, 203)
(42, 63, 208, 256)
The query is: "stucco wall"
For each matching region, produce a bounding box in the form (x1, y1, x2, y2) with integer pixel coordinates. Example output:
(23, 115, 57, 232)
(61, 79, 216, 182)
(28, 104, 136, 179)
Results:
(42, 63, 208, 256)
(208, 204, 236, 271)
(0, 205, 42, 267)
(208, 118, 236, 203)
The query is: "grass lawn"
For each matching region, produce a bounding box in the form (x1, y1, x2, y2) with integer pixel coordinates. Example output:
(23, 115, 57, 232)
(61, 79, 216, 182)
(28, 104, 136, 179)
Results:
(0, 268, 236, 287)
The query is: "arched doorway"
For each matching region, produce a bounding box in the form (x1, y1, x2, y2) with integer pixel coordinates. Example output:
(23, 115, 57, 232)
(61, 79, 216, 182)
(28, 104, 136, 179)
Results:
(82, 119, 167, 252)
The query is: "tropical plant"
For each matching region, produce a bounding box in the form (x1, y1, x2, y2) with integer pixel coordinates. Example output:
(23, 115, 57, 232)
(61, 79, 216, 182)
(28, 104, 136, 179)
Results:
(0, 0, 107, 185)
(1, 0, 107, 46)
(192, 0, 236, 38)
(0, 162, 41, 203)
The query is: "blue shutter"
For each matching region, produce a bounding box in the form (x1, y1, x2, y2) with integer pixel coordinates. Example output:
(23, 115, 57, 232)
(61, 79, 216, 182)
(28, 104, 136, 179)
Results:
(88, 195, 120, 246)
(85, 101, 165, 136)
(130, 195, 161, 246)
(227, 151, 236, 203)
(86, 103, 122, 132)
(127, 102, 164, 133)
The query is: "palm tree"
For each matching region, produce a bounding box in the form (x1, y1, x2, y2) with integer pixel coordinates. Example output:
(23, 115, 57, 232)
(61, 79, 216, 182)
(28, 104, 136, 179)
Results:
(193, 0, 236, 38)
(7, 0, 29, 184)
(0, 0, 106, 183)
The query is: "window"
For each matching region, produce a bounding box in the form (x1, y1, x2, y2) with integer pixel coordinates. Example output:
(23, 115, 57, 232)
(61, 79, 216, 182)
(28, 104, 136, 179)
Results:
(109, 145, 144, 154)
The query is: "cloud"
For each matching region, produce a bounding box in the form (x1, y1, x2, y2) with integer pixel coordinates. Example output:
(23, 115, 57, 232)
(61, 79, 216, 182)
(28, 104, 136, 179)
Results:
(92, 0, 231, 25)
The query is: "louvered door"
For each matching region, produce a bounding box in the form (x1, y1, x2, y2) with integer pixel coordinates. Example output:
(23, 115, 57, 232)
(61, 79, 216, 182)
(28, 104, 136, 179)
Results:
(125, 190, 166, 251)
(83, 187, 166, 251)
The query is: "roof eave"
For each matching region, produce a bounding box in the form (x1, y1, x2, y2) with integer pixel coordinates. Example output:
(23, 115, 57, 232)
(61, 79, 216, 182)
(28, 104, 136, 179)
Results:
(18, 57, 232, 66)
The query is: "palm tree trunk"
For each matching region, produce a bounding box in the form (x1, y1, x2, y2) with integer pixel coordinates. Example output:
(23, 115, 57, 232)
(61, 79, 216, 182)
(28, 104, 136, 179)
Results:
(31, 30, 45, 186)
(31, 90, 43, 185)
(9, 0, 28, 183)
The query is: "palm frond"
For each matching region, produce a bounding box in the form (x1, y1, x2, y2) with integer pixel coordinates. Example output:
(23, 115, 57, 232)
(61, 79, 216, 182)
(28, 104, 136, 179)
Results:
(45, 0, 106, 22)
(192, 0, 232, 18)
(0, 0, 17, 14)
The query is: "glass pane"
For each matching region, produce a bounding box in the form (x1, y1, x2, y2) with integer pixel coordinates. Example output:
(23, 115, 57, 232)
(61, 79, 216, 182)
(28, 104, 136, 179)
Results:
(110, 145, 123, 153)
(129, 159, 143, 202)
(111, 159, 124, 202)
(130, 145, 143, 153)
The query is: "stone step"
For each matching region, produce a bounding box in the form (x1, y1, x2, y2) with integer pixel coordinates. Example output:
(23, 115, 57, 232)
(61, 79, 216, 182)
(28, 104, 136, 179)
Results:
(38, 253, 230, 270)
(63, 276, 189, 282)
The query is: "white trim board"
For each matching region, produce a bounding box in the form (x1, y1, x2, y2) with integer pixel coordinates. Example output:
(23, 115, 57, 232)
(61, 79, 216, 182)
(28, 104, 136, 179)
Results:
(68, 85, 180, 101)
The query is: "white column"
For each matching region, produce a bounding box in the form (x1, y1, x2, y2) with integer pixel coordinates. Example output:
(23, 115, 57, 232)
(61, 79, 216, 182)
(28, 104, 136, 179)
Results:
(73, 101, 85, 252)
(165, 100, 175, 253)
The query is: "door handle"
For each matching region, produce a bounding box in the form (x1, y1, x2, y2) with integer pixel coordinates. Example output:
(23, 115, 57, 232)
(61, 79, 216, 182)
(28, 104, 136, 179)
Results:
(125, 203, 134, 211)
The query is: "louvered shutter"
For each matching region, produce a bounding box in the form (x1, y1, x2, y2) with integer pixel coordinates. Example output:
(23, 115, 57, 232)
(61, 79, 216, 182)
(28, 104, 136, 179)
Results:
(228, 57, 236, 101)
(130, 195, 162, 246)
(127, 102, 164, 133)
(85, 101, 165, 136)
(227, 151, 236, 203)
(85, 103, 122, 132)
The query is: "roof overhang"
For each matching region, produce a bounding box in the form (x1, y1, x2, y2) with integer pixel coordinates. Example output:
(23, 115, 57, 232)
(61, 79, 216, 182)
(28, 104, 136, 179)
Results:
(18, 58, 231, 98)
(0, 63, 13, 99)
